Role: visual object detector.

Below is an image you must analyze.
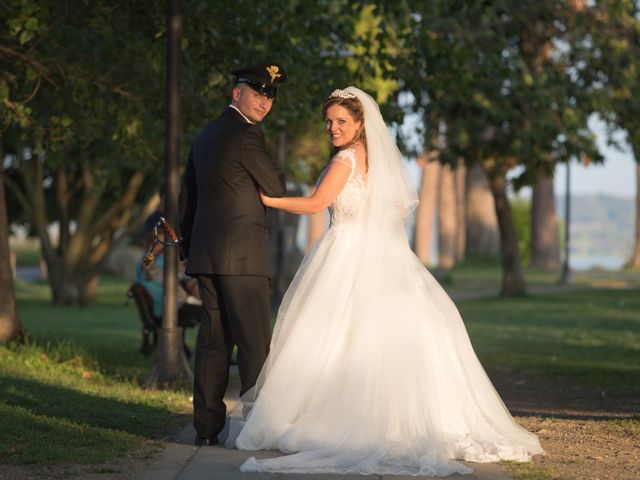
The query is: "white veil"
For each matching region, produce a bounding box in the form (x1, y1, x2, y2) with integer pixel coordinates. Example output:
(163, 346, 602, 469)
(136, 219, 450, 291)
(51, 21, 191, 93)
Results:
(343, 86, 418, 225)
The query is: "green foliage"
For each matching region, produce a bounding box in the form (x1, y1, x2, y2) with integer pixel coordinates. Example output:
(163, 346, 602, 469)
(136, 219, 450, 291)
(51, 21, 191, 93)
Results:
(1, 1, 390, 302)
(377, 1, 604, 181)
(1, 0, 166, 164)
(180, 1, 369, 138)
(3, 1, 638, 302)
(576, 1, 640, 161)
(1, 1, 168, 296)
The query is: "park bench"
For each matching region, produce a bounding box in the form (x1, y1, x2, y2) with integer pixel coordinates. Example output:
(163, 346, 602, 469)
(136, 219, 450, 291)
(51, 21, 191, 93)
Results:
(126, 282, 200, 358)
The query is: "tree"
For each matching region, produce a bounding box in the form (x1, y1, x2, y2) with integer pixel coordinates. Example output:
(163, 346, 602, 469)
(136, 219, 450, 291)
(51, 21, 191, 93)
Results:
(2, 0, 166, 305)
(1, 0, 370, 306)
(413, 155, 440, 264)
(438, 163, 457, 269)
(465, 165, 500, 256)
(530, 174, 560, 267)
(455, 161, 466, 261)
(385, 1, 600, 295)
(578, 1, 640, 267)
(0, 140, 24, 343)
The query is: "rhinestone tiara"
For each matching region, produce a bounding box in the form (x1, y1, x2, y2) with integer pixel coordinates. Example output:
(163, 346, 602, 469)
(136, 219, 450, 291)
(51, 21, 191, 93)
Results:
(329, 89, 356, 99)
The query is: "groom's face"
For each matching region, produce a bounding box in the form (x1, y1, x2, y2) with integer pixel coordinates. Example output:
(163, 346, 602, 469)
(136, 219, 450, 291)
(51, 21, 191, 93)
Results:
(232, 84, 274, 123)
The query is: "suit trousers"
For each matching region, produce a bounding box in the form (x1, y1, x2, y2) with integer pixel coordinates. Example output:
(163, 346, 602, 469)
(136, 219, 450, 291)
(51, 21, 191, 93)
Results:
(193, 274, 271, 439)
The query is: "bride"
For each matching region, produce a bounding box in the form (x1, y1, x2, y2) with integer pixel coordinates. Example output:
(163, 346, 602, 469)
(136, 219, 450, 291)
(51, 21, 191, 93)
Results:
(227, 86, 544, 476)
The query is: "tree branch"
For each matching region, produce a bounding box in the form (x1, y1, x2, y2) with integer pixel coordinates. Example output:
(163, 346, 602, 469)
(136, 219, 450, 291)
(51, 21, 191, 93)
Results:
(21, 154, 55, 264)
(0, 45, 58, 87)
(90, 171, 145, 239)
(2, 175, 34, 221)
(56, 161, 70, 252)
(65, 162, 100, 266)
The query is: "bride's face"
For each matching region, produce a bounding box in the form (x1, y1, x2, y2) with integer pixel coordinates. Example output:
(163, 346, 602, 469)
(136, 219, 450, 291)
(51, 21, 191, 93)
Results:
(325, 104, 362, 148)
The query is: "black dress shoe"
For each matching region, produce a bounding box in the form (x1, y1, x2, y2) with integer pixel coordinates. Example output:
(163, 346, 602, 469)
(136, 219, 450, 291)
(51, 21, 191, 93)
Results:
(194, 436, 218, 446)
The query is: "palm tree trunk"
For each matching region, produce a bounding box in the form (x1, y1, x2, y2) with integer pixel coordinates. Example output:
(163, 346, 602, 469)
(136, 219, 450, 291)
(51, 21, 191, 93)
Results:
(438, 164, 457, 269)
(531, 173, 560, 268)
(465, 164, 499, 256)
(455, 160, 466, 261)
(413, 158, 440, 264)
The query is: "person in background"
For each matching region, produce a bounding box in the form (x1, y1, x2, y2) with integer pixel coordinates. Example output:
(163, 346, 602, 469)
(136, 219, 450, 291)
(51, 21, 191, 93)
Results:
(135, 209, 201, 325)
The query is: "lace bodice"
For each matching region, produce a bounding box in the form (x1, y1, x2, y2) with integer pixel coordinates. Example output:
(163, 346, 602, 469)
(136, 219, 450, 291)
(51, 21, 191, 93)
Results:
(322, 149, 367, 227)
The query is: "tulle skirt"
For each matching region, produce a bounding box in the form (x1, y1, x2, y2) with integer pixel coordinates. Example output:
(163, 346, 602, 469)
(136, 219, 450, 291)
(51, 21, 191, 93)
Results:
(227, 224, 544, 476)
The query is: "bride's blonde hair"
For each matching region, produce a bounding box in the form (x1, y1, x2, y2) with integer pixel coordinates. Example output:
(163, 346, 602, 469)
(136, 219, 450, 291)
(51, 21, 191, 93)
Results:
(322, 93, 367, 159)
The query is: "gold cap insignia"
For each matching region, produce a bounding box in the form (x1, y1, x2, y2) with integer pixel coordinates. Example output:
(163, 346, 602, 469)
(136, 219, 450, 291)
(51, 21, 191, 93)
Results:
(266, 65, 282, 83)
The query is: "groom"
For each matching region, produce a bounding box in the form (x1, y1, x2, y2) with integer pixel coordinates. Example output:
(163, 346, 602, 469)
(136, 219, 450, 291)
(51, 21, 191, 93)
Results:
(179, 63, 287, 446)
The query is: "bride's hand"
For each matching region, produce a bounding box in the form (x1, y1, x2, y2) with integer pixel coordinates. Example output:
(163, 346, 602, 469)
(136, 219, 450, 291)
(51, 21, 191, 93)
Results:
(260, 192, 274, 206)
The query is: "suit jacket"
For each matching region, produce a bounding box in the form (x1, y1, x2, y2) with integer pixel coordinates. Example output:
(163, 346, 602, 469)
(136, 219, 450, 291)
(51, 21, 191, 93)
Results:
(179, 107, 286, 277)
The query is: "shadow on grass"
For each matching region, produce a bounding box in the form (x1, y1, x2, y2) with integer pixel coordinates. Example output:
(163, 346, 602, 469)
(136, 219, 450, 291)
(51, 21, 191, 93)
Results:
(0, 374, 171, 466)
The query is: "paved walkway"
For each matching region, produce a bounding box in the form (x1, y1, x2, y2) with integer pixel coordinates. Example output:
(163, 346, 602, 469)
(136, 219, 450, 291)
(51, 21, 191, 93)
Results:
(143, 424, 512, 480)
(144, 374, 512, 480)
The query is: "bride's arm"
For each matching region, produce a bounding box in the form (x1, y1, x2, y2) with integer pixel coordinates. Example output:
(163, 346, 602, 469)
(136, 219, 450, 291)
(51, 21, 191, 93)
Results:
(260, 161, 351, 215)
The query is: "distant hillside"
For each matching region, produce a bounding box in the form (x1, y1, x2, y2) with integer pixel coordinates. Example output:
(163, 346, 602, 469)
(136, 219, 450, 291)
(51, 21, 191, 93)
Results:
(556, 194, 635, 258)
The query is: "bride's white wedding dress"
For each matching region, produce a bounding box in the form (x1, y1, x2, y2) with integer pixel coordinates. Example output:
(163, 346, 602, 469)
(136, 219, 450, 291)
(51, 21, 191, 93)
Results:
(227, 88, 543, 476)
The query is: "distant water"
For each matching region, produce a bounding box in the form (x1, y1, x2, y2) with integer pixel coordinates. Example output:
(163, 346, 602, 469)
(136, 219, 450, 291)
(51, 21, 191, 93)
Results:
(570, 255, 626, 271)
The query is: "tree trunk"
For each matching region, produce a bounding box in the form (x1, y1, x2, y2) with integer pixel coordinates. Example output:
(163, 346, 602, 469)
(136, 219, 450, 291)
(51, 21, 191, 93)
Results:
(438, 163, 457, 269)
(531, 174, 560, 268)
(0, 143, 25, 343)
(8, 146, 147, 306)
(455, 160, 466, 261)
(487, 168, 526, 296)
(628, 161, 640, 268)
(413, 158, 440, 264)
(465, 164, 500, 256)
(48, 261, 100, 306)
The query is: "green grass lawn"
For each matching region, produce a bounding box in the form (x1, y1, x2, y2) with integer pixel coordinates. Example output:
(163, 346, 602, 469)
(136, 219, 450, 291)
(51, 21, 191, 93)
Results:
(443, 255, 640, 293)
(2, 263, 639, 476)
(1, 276, 195, 473)
(459, 289, 640, 388)
(446, 258, 640, 390)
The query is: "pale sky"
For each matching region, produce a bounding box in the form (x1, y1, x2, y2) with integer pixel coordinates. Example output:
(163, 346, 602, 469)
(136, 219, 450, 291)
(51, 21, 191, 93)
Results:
(401, 113, 637, 199)
(554, 116, 636, 198)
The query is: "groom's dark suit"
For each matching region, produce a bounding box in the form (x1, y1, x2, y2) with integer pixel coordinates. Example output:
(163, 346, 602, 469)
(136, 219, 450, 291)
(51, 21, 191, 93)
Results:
(180, 106, 286, 440)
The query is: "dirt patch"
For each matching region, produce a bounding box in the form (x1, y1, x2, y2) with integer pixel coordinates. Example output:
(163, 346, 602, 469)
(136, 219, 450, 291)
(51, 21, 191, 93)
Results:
(491, 370, 640, 480)
(514, 415, 640, 480)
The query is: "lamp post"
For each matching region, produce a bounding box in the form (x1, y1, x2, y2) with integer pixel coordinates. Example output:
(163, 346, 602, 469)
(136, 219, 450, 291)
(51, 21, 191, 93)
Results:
(560, 159, 571, 284)
(145, 0, 192, 389)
